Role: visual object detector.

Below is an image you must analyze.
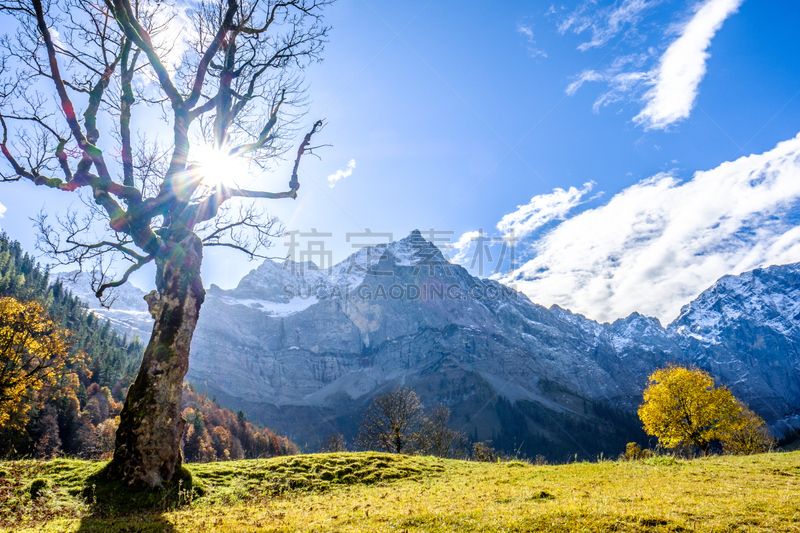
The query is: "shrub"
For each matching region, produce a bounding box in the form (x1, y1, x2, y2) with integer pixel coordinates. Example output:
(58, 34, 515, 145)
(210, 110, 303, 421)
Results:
(625, 442, 642, 460)
(721, 401, 776, 455)
(472, 441, 499, 462)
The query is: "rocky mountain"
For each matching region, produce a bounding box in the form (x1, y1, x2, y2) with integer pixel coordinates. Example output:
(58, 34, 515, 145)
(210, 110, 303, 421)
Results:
(68, 231, 800, 457)
(183, 231, 800, 456)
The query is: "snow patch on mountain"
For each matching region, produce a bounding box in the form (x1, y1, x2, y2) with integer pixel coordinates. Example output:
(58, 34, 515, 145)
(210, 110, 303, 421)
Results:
(56, 271, 152, 342)
(219, 296, 320, 316)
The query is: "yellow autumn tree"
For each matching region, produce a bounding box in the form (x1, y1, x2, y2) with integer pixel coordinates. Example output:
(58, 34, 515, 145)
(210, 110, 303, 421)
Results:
(638, 366, 743, 455)
(0, 297, 70, 429)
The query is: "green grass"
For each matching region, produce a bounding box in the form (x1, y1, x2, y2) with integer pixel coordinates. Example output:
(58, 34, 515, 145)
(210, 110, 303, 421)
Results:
(2, 451, 799, 532)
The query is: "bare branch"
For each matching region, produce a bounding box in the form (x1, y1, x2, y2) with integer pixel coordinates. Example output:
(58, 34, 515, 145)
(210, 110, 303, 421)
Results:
(227, 89, 284, 156)
(186, 118, 322, 227)
(197, 201, 282, 260)
(288, 118, 323, 191)
(185, 0, 238, 109)
(105, 0, 184, 107)
(95, 253, 154, 300)
(119, 38, 139, 188)
(32, 0, 89, 150)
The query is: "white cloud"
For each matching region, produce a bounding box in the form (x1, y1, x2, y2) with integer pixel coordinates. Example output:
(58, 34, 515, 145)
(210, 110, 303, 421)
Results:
(581, 0, 658, 51)
(157, 6, 194, 73)
(450, 183, 594, 273)
(0, 201, 6, 219)
(499, 133, 800, 324)
(633, 0, 743, 130)
(566, 70, 604, 96)
(327, 159, 356, 188)
(496, 182, 594, 239)
(561, 0, 742, 129)
(451, 230, 483, 264)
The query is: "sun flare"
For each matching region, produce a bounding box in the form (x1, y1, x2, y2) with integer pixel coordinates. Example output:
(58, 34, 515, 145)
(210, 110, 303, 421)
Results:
(192, 148, 248, 188)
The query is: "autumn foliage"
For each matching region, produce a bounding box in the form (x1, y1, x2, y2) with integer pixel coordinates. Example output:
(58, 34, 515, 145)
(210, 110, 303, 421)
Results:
(0, 297, 71, 429)
(721, 401, 776, 455)
(638, 366, 773, 455)
(181, 384, 297, 462)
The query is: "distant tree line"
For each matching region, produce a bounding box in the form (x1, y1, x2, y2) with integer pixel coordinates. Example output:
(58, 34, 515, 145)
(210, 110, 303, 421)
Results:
(343, 372, 776, 463)
(182, 384, 297, 461)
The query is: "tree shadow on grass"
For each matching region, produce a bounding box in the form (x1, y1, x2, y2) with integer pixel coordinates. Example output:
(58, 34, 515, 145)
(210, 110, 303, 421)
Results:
(75, 514, 175, 533)
(73, 465, 201, 533)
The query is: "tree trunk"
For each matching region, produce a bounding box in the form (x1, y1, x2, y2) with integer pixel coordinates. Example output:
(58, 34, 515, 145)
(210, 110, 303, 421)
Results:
(108, 232, 205, 487)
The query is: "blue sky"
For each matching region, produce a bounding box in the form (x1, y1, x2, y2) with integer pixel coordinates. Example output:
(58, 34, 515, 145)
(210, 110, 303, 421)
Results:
(2, 0, 800, 324)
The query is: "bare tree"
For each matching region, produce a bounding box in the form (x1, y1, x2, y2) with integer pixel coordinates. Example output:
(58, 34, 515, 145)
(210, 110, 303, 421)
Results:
(0, 0, 331, 487)
(414, 405, 468, 459)
(320, 432, 347, 453)
(357, 387, 422, 454)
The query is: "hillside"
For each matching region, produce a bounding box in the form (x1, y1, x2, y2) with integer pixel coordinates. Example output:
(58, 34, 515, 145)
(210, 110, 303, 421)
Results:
(0, 233, 145, 457)
(55, 271, 152, 343)
(2, 451, 798, 532)
(0, 234, 296, 461)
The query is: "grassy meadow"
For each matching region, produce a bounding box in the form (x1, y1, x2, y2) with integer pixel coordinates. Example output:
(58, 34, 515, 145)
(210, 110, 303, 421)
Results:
(1, 451, 799, 532)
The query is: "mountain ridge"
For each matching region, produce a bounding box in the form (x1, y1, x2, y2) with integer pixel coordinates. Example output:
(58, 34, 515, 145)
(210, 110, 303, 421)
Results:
(186, 232, 800, 455)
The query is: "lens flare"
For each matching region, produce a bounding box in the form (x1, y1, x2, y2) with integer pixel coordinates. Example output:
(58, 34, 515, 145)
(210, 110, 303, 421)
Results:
(192, 148, 248, 188)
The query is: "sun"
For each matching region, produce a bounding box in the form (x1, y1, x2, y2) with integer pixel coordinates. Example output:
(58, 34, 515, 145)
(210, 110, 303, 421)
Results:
(192, 148, 249, 188)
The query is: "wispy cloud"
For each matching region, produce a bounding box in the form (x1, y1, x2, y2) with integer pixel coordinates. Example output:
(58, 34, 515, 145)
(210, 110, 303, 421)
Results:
(634, 0, 744, 130)
(566, 53, 652, 112)
(561, 0, 742, 129)
(558, 0, 660, 51)
(517, 23, 547, 58)
(327, 159, 356, 188)
(0, 201, 6, 219)
(451, 183, 595, 272)
(499, 133, 800, 324)
(518, 24, 534, 39)
(451, 230, 483, 264)
(497, 182, 594, 239)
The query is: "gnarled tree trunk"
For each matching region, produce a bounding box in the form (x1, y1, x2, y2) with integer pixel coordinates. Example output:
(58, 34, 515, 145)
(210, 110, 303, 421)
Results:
(108, 233, 205, 487)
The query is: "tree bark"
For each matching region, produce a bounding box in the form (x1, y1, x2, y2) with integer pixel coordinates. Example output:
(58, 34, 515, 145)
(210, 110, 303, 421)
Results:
(107, 232, 205, 487)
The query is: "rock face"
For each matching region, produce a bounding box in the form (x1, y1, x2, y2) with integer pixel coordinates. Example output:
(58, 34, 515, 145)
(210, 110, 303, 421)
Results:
(182, 231, 800, 456)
